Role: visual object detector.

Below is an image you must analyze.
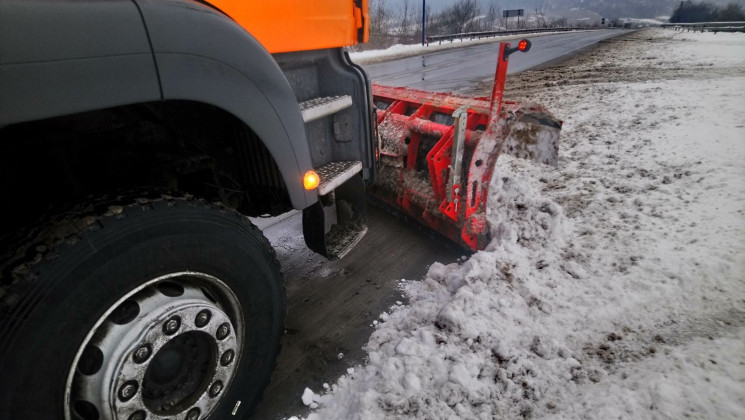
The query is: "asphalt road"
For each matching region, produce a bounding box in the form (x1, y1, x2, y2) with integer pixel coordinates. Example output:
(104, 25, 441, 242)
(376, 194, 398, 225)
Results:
(250, 206, 461, 419)
(362, 29, 632, 92)
(251, 29, 630, 419)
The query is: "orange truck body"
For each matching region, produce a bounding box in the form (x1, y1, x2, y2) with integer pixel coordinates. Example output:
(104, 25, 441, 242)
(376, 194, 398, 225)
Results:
(211, 0, 369, 53)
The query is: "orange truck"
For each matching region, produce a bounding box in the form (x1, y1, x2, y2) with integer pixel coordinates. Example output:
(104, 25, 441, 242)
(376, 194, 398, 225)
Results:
(0, 1, 374, 418)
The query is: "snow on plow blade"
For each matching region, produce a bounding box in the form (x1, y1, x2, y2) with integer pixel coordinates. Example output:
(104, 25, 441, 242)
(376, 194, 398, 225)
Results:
(369, 40, 561, 251)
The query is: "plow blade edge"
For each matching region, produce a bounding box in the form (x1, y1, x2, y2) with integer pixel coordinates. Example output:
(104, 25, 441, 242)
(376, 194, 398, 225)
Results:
(370, 69, 561, 250)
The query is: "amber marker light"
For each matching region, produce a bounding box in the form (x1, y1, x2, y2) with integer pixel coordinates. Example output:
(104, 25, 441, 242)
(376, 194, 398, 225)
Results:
(303, 170, 320, 190)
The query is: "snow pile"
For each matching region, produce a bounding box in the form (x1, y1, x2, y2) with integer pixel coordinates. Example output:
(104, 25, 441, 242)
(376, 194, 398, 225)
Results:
(300, 29, 745, 419)
(349, 31, 591, 65)
(301, 174, 578, 419)
(618, 17, 665, 26)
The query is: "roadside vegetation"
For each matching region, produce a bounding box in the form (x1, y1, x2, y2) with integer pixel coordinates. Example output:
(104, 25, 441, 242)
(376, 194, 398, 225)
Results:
(367, 0, 572, 49)
(669, 1, 745, 22)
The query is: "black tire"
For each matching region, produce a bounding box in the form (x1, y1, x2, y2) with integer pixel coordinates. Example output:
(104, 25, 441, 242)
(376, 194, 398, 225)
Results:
(0, 193, 285, 419)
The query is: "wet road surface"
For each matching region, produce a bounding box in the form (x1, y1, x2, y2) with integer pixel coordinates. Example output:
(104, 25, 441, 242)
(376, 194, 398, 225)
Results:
(251, 206, 462, 419)
(363, 30, 631, 92)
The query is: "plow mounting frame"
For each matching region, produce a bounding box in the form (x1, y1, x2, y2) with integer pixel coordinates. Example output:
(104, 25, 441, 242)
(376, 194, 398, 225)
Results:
(370, 40, 561, 251)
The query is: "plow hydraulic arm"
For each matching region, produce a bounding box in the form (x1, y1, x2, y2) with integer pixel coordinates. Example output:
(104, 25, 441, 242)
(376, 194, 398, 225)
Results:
(370, 39, 562, 251)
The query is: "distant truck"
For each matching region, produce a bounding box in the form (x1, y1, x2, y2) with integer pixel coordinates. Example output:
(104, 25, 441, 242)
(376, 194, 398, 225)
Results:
(0, 1, 374, 418)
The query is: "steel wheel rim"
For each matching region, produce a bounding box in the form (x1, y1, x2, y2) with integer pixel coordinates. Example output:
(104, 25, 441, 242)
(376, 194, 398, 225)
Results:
(64, 272, 244, 420)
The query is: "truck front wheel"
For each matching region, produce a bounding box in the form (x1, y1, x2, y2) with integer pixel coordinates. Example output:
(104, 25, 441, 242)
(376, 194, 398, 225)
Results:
(0, 194, 285, 420)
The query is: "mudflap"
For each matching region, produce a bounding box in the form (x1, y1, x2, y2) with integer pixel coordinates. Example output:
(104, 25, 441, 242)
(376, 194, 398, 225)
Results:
(303, 175, 368, 260)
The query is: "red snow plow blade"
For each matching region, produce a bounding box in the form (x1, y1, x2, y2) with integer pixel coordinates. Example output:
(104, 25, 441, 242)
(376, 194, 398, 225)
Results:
(370, 40, 562, 251)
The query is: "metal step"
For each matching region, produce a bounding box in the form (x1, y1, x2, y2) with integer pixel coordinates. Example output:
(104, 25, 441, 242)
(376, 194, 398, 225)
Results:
(303, 173, 367, 261)
(316, 160, 362, 195)
(327, 225, 367, 260)
(300, 95, 353, 123)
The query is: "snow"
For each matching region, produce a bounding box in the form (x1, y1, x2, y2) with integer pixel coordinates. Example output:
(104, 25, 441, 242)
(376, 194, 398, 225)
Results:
(301, 387, 317, 406)
(348, 31, 594, 65)
(298, 29, 745, 419)
(620, 17, 665, 26)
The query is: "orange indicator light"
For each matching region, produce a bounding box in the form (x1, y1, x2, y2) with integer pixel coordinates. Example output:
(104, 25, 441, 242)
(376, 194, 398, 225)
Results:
(303, 170, 320, 190)
(518, 40, 528, 51)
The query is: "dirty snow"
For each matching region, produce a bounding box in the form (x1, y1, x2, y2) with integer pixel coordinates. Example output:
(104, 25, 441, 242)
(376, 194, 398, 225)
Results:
(298, 29, 745, 419)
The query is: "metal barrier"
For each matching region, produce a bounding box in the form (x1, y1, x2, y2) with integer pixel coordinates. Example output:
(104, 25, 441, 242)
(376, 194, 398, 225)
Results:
(426, 27, 594, 45)
(661, 22, 745, 33)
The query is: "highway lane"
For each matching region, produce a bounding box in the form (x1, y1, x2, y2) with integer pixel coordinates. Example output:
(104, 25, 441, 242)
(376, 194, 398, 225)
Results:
(362, 29, 632, 92)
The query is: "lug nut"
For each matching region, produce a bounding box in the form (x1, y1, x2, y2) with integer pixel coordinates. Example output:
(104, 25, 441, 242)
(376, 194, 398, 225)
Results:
(128, 410, 146, 420)
(186, 407, 201, 420)
(216, 323, 231, 340)
(220, 349, 235, 366)
(118, 380, 139, 402)
(163, 316, 181, 335)
(133, 344, 151, 364)
(195, 309, 212, 328)
(208, 381, 224, 398)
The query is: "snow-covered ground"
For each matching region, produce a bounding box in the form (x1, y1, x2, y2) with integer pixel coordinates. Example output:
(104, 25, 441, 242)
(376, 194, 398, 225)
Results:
(295, 29, 745, 419)
(619, 17, 665, 27)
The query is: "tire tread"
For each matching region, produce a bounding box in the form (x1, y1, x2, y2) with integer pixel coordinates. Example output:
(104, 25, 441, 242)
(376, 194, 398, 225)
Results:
(0, 191, 286, 418)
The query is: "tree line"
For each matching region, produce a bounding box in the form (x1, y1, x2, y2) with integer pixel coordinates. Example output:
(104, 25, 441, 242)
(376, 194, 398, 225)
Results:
(367, 0, 571, 49)
(669, 1, 745, 22)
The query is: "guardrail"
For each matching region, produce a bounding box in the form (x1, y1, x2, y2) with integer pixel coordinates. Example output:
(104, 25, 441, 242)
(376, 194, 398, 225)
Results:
(661, 21, 745, 33)
(426, 27, 596, 45)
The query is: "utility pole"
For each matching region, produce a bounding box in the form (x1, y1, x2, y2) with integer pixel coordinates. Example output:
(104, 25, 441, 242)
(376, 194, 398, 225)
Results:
(421, 0, 426, 45)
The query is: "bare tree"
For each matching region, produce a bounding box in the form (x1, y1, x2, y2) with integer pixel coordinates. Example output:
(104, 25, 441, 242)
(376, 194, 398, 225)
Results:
(718, 2, 745, 20)
(669, 1, 718, 23)
(397, 0, 413, 44)
(549, 16, 568, 28)
(484, 3, 501, 31)
(412, 3, 433, 44)
(498, 10, 508, 31)
(533, 7, 547, 28)
(439, 0, 481, 34)
(369, 0, 393, 48)
(426, 4, 445, 36)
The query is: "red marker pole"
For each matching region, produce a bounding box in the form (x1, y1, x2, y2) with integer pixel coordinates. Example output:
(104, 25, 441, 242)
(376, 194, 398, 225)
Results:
(490, 43, 510, 117)
(490, 39, 532, 116)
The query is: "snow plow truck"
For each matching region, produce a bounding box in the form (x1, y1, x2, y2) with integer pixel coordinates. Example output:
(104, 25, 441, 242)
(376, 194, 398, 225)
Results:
(0, 1, 560, 419)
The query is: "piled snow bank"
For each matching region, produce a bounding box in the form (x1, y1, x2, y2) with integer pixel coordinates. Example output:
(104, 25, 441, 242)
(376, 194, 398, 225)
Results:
(618, 18, 665, 26)
(303, 171, 578, 419)
(349, 31, 591, 65)
(301, 29, 745, 419)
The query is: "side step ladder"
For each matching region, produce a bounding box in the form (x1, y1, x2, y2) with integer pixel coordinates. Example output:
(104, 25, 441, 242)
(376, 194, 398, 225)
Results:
(302, 161, 367, 260)
(299, 95, 353, 123)
(299, 95, 367, 260)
